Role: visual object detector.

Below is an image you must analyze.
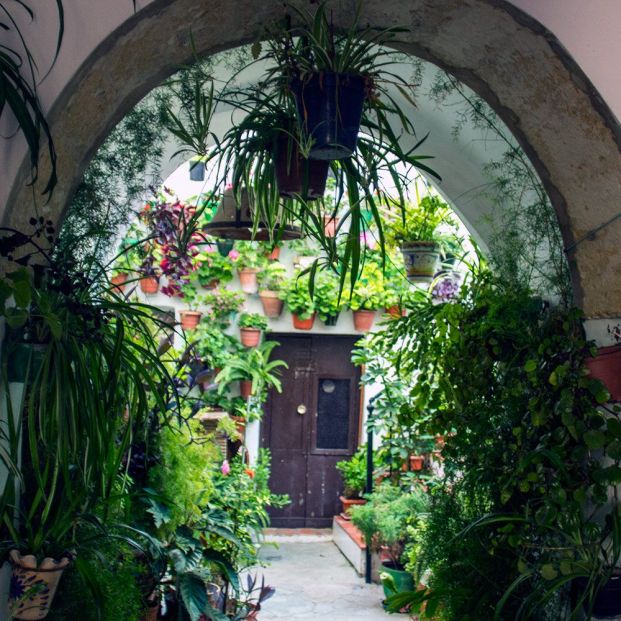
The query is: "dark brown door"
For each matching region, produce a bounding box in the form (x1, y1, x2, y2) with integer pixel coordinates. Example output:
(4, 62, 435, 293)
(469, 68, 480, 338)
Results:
(262, 334, 361, 528)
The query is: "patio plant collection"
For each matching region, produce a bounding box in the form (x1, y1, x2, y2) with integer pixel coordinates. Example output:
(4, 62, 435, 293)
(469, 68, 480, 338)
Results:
(1, 1, 620, 620)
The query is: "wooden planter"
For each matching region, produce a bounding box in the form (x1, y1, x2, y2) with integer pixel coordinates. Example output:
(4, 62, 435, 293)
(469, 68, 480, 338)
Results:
(292, 313, 316, 330)
(339, 496, 366, 519)
(240, 327, 262, 348)
(240, 380, 253, 399)
(238, 268, 259, 294)
(179, 310, 202, 331)
(110, 273, 128, 293)
(353, 309, 376, 332)
(400, 241, 441, 283)
(259, 291, 284, 318)
(8, 550, 72, 620)
(140, 276, 159, 295)
(586, 344, 621, 401)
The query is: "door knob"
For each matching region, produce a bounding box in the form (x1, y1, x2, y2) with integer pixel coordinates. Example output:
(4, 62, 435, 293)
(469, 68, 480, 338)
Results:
(297, 404, 307, 415)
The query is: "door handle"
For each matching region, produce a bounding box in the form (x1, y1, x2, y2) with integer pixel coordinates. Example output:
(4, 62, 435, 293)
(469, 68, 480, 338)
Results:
(297, 404, 307, 415)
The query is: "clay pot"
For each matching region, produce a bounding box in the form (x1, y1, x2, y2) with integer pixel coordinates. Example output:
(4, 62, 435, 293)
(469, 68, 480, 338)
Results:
(201, 278, 219, 290)
(259, 291, 284, 318)
(586, 344, 621, 401)
(353, 309, 376, 332)
(339, 496, 366, 519)
(323, 215, 339, 237)
(110, 273, 128, 293)
(140, 276, 159, 295)
(240, 327, 262, 348)
(9, 549, 72, 620)
(409, 455, 425, 471)
(400, 241, 441, 283)
(179, 310, 202, 331)
(292, 313, 316, 330)
(386, 305, 406, 319)
(238, 268, 259, 294)
(265, 246, 281, 261)
(240, 380, 253, 399)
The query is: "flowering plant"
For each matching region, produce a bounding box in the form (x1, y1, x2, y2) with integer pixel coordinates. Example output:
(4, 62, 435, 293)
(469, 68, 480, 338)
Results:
(228, 241, 265, 271)
(201, 288, 246, 325)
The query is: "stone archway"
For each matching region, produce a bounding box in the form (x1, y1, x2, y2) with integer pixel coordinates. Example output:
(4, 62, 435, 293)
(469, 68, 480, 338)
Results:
(4, 0, 621, 317)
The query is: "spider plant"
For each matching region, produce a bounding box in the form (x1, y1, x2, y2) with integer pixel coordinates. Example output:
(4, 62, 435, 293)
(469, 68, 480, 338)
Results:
(0, 1, 64, 196)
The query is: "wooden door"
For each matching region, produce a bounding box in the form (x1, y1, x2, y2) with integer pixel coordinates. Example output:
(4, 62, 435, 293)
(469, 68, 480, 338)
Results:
(262, 334, 361, 528)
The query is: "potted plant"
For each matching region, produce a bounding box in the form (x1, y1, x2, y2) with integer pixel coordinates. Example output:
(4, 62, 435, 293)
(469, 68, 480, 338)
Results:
(335, 447, 368, 518)
(201, 287, 246, 327)
(229, 242, 266, 294)
(315, 271, 345, 326)
(348, 262, 386, 331)
(238, 312, 269, 348)
(258, 262, 287, 318)
(408, 436, 435, 472)
(387, 195, 455, 284)
(192, 249, 234, 290)
(280, 273, 316, 330)
(179, 283, 204, 330)
(138, 254, 161, 295)
(216, 341, 288, 401)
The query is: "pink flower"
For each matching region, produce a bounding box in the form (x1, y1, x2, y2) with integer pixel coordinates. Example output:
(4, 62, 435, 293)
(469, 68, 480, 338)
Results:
(228, 249, 240, 260)
(221, 459, 230, 476)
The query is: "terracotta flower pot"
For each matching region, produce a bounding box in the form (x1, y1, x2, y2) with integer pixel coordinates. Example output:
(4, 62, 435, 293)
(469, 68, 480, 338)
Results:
(238, 268, 259, 294)
(339, 495, 366, 519)
(400, 241, 441, 283)
(201, 278, 219, 290)
(240, 327, 262, 348)
(140, 276, 159, 295)
(386, 305, 406, 319)
(265, 246, 281, 261)
(409, 455, 425, 471)
(240, 379, 253, 399)
(292, 313, 316, 330)
(9, 549, 72, 620)
(110, 273, 128, 293)
(179, 310, 202, 330)
(353, 309, 376, 332)
(259, 290, 284, 318)
(586, 344, 621, 401)
(323, 215, 339, 238)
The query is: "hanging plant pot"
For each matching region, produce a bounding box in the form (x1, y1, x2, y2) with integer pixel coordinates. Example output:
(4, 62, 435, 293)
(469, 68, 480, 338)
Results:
(323, 313, 340, 327)
(216, 239, 235, 257)
(292, 313, 316, 330)
(274, 134, 330, 199)
(9, 550, 72, 620)
(323, 215, 339, 238)
(575, 571, 621, 617)
(259, 291, 284, 318)
(291, 72, 366, 160)
(240, 380, 253, 399)
(110, 273, 128, 293)
(238, 268, 259, 294)
(585, 344, 621, 401)
(339, 496, 366, 519)
(179, 310, 202, 331)
(189, 159, 206, 182)
(140, 276, 159, 295)
(265, 246, 281, 261)
(409, 455, 425, 471)
(353, 309, 376, 332)
(400, 241, 441, 283)
(240, 327, 262, 348)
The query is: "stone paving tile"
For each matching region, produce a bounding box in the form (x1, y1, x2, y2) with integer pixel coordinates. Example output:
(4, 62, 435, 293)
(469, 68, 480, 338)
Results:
(257, 541, 393, 621)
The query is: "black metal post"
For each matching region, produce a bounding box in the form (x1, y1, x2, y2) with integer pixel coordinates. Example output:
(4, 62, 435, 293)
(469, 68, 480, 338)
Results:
(365, 394, 379, 584)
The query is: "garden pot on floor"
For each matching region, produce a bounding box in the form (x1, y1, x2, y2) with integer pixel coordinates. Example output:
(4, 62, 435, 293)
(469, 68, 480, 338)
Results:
(400, 241, 441, 283)
(240, 327, 262, 348)
(292, 313, 316, 331)
(380, 561, 415, 600)
(291, 72, 366, 160)
(240, 380, 253, 399)
(140, 276, 159, 295)
(274, 134, 330, 199)
(339, 495, 366, 519)
(179, 310, 202, 331)
(585, 344, 621, 401)
(9, 549, 72, 620)
(238, 268, 259, 294)
(353, 310, 376, 332)
(259, 291, 284, 318)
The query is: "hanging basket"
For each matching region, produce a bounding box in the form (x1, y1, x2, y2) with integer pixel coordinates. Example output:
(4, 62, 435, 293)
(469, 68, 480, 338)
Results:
(9, 550, 72, 620)
(291, 72, 366, 160)
(400, 241, 441, 283)
(274, 134, 330, 199)
(179, 310, 202, 330)
(139, 276, 159, 295)
(353, 309, 376, 332)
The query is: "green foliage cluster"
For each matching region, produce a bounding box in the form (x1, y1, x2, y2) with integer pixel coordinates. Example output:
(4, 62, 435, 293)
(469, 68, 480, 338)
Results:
(258, 262, 288, 292)
(314, 271, 345, 320)
(192, 250, 234, 287)
(238, 312, 269, 331)
(280, 272, 315, 319)
(336, 446, 368, 498)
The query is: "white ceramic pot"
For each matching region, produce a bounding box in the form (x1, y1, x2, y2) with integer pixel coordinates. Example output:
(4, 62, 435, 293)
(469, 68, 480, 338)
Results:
(400, 241, 441, 283)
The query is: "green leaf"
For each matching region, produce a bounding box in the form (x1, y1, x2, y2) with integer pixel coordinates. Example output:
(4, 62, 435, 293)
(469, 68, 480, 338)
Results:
(607, 440, 621, 461)
(251, 40, 262, 59)
(524, 359, 537, 372)
(584, 430, 606, 450)
(540, 564, 558, 580)
(4, 307, 28, 328)
(12, 278, 31, 308)
(608, 417, 621, 439)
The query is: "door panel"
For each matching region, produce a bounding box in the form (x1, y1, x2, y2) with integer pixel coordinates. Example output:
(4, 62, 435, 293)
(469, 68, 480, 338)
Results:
(262, 334, 361, 528)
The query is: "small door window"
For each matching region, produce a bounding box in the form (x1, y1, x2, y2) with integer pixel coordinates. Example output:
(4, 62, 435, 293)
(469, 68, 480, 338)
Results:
(316, 378, 351, 449)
